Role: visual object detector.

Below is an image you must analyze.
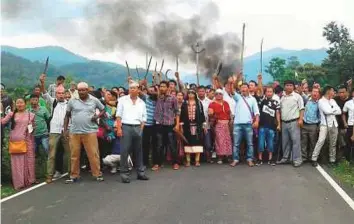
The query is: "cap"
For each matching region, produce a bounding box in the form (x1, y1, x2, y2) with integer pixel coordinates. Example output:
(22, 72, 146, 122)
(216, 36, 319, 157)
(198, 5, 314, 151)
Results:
(215, 89, 223, 94)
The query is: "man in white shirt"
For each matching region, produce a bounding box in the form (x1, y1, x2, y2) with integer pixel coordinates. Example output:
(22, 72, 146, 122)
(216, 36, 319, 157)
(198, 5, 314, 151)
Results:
(39, 74, 70, 183)
(342, 88, 354, 161)
(312, 86, 342, 166)
(197, 86, 213, 160)
(116, 81, 149, 183)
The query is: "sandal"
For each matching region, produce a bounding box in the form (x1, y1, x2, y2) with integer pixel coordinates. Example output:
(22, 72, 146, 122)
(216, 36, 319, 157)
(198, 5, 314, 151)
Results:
(195, 162, 201, 167)
(230, 160, 239, 167)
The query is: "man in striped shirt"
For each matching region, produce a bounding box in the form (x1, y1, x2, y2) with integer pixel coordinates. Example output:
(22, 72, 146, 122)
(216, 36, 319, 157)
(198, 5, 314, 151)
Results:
(140, 85, 158, 169)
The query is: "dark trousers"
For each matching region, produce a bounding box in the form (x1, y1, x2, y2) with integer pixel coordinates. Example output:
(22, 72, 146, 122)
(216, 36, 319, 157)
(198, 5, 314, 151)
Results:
(98, 138, 114, 168)
(156, 125, 178, 165)
(142, 125, 156, 167)
(346, 126, 354, 162)
(301, 124, 319, 161)
(120, 124, 145, 177)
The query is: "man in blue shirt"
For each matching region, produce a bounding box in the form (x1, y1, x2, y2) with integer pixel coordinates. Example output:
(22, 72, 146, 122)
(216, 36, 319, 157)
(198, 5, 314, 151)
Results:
(301, 88, 320, 162)
(230, 83, 260, 167)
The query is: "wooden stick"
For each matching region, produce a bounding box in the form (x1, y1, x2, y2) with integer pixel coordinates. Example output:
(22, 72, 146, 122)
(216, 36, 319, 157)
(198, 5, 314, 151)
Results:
(240, 23, 245, 77)
(260, 38, 264, 74)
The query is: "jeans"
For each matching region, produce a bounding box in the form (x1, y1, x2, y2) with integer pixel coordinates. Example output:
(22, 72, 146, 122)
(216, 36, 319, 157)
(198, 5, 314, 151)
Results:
(258, 127, 275, 153)
(233, 124, 254, 161)
(35, 134, 49, 153)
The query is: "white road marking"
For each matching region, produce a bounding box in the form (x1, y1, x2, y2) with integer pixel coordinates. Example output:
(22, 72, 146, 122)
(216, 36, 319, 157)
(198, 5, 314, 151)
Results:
(316, 165, 354, 211)
(0, 173, 68, 203)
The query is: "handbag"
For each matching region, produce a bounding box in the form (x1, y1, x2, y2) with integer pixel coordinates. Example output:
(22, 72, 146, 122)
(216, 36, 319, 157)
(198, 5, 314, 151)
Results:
(9, 141, 27, 154)
(9, 112, 30, 154)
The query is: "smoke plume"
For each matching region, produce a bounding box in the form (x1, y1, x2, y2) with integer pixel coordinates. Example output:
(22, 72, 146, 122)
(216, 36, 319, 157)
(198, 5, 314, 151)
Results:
(83, 0, 241, 81)
(1, 0, 42, 20)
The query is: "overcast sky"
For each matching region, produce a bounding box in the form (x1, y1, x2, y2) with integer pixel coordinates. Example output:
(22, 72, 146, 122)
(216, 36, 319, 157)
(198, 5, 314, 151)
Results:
(1, 0, 354, 68)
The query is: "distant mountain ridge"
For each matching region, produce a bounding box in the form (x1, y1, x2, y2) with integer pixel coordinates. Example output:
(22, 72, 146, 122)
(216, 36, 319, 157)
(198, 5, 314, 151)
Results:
(1, 45, 89, 67)
(1, 45, 328, 86)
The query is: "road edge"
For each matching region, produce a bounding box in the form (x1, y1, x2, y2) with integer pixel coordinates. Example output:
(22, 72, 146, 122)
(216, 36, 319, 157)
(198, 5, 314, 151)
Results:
(0, 173, 68, 203)
(316, 165, 354, 211)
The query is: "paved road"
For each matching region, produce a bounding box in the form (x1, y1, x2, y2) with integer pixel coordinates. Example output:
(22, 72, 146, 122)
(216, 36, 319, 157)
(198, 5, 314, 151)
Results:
(1, 164, 354, 224)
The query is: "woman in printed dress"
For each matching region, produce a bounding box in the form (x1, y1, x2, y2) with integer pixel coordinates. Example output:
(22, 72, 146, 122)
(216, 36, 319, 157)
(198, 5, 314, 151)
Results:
(1, 98, 36, 190)
(180, 90, 206, 167)
(208, 89, 232, 164)
(176, 91, 185, 162)
(97, 91, 117, 169)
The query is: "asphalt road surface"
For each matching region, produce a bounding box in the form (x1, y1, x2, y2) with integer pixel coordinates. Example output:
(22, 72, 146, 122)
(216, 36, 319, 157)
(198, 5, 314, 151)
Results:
(2, 164, 354, 224)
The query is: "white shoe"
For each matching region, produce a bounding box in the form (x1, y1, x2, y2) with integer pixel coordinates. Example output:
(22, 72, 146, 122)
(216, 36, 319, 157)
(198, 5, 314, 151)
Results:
(53, 171, 62, 179)
(110, 167, 117, 174)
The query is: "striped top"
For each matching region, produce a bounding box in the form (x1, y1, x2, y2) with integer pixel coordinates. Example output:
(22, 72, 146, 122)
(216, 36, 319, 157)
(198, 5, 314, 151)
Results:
(141, 94, 156, 126)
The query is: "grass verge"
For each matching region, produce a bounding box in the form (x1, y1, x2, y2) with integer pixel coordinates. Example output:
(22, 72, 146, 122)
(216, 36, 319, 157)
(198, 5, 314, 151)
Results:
(331, 160, 354, 188)
(1, 184, 16, 199)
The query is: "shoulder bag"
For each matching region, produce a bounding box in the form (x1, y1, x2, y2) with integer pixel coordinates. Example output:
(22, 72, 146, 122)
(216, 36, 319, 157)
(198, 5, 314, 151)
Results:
(9, 112, 30, 154)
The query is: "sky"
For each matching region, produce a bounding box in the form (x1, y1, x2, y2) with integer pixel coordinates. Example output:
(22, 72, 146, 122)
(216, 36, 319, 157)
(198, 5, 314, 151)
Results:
(1, 0, 354, 69)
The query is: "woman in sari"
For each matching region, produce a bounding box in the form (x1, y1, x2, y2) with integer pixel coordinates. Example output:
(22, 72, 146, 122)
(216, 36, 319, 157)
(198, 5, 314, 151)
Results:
(180, 90, 206, 167)
(208, 89, 232, 164)
(1, 98, 36, 190)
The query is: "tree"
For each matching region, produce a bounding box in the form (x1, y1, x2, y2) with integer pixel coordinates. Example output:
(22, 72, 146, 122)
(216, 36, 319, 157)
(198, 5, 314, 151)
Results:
(322, 22, 354, 85)
(287, 56, 301, 71)
(265, 57, 286, 81)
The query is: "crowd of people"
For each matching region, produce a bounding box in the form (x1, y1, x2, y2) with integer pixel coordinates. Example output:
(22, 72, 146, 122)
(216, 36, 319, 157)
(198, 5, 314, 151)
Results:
(1, 71, 353, 190)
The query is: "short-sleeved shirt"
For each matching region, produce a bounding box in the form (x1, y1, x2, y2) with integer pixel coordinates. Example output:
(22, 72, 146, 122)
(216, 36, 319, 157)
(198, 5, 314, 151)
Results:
(259, 97, 280, 130)
(280, 92, 304, 121)
(303, 99, 320, 124)
(29, 106, 50, 136)
(343, 99, 354, 126)
(66, 95, 105, 134)
(154, 95, 180, 126)
(233, 93, 260, 125)
(209, 101, 231, 121)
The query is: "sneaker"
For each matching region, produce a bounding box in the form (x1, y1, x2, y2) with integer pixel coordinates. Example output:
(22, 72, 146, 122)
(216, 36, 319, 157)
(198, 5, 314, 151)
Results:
(53, 171, 62, 179)
(256, 160, 263, 166)
(217, 160, 223, 165)
(173, 164, 180, 170)
(110, 167, 117, 174)
(65, 178, 79, 184)
(151, 165, 159, 171)
(268, 160, 276, 166)
(276, 159, 288, 165)
(96, 176, 104, 182)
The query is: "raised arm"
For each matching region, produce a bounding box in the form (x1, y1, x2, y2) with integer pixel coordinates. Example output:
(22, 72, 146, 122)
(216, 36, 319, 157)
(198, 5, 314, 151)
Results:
(257, 73, 263, 97)
(39, 74, 55, 105)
